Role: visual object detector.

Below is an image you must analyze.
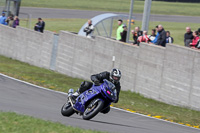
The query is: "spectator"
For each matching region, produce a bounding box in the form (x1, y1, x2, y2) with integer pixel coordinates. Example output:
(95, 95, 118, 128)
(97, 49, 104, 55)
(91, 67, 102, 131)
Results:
(133, 26, 143, 45)
(166, 31, 174, 43)
(5, 15, 14, 27)
(148, 29, 156, 42)
(198, 28, 200, 36)
(156, 25, 166, 47)
(190, 31, 199, 48)
(0, 12, 7, 25)
(13, 16, 19, 28)
(195, 39, 200, 49)
(131, 30, 135, 44)
(120, 25, 127, 42)
(35, 18, 45, 33)
(137, 31, 150, 44)
(83, 19, 94, 38)
(131, 30, 136, 45)
(116, 19, 124, 41)
(151, 26, 159, 44)
(184, 27, 193, 47)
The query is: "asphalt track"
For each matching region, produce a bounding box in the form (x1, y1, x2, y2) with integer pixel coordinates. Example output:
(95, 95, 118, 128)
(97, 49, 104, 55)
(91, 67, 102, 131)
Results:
(0, 74, 200, 133)
(19, 7, 200, 23)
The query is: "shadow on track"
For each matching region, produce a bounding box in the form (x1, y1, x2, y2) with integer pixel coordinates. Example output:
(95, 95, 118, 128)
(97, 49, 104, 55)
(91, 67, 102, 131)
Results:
(70, 116, 149, 130)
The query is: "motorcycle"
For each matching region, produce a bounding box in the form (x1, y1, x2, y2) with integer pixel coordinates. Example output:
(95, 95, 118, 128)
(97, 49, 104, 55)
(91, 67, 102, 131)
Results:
(61, 79, 117, 120)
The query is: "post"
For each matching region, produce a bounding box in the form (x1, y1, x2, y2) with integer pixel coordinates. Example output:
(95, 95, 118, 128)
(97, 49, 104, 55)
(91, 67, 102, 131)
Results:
(112, 56, 115, 68)
(126, 0, 134, 43)
(142, 0, 152, 31)
(6, 0, 11, 17)
(29, 14, 32, 29)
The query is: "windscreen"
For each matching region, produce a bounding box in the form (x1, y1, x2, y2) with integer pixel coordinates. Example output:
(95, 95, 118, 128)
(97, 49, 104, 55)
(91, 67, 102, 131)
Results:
(103, 79, 115, 91)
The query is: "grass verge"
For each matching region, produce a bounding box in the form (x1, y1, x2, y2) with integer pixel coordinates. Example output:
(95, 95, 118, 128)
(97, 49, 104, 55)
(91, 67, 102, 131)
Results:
(0, 112, 105, 133)
(20, 0, 200, 16)
(0, 55, 200, 128)
(21, 18, 200, 46)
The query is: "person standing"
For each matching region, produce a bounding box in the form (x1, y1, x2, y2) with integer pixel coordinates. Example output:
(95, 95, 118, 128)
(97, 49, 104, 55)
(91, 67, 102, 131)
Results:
(83, 19, 94, 38)
(116, 19, 124, 41)
(133, 26, 143, 45)
(0, 12, 7, 25)
(151, 26, 159, 44)
(156, 25, 166, 47)
(184, 27, 193, 47)
(166, 31, 174, 43)
(120, 25, 127, 42)
(13, 16, 19, 28)
(190, 31, 199, 48)
(148, 29, 156, 42)
(35, 18, 45, 33)
(5, 15, 14, 27)
(137, 31, 150, 44)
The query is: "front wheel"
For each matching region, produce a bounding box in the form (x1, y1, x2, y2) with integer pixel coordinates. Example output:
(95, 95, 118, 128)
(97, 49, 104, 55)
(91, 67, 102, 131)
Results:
(83, 98, 104, 120)
(101, 106, 110, 114)
(61, 102, 75, 117)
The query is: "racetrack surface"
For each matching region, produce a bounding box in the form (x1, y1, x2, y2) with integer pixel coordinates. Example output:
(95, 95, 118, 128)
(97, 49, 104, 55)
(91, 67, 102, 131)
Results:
(0, 74, 199, 133)
(19, 7, 200, 23)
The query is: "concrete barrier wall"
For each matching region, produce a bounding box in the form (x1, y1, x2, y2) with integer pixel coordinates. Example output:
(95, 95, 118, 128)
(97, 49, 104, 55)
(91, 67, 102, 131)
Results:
(160, 45, 195, 107)
(191, 51, 200, 109)
(0, 25, 200, 110)
(135, 43, 165, 100)
(56, 31, 139, 91)
(56, 31, 96, 79)
(0, 25, 54, 69)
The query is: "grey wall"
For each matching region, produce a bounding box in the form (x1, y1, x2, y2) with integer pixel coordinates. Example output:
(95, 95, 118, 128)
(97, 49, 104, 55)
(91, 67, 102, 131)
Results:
(0, 25, 200, 111)
(0, 25, 54, 69)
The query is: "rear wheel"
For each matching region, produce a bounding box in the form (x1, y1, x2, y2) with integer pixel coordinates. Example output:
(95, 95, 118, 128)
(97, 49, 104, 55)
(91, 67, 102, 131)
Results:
(83, 98, 104, 120)
(61, 102, 75, 117)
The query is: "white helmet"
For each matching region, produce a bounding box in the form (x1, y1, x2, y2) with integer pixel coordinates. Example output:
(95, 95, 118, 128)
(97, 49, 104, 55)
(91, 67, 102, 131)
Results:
(110, 68, 121, 84)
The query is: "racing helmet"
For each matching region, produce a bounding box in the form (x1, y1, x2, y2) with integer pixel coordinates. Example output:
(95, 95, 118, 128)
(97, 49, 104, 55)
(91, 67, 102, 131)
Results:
(110, 68, 121, 84)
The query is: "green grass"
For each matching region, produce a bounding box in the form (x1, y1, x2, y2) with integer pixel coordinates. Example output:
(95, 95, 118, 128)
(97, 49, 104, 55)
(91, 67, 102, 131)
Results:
(20, 0, 200, 16)
(0, 112, 105, 133)
(0, 55, 200, 128)
(20, 18, 200, 46)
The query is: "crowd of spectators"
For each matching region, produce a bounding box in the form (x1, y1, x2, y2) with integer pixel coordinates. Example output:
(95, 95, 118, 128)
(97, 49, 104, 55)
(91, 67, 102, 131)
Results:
(131, 24, 169, 47)
(184, 27, 200, 50)
(0, 12, 19, 28)
(116, 20, 200, 51)
(116, 20, 175, 48)
(0, 12, 45, 33)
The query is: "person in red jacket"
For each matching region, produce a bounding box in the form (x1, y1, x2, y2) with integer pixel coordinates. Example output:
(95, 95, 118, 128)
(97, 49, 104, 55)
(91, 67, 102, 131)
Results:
(137, 31, 150, 44)
(190, 31, 199, 48)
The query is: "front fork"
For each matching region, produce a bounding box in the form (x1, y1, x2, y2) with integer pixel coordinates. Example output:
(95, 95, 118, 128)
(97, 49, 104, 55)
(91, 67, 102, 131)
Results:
(68, 89, 81, 113)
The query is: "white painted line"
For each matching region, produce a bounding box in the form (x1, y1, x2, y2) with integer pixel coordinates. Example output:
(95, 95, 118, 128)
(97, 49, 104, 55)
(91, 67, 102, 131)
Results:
(111, 107, 200, 131)
(0, 73, 199, 131)
(0, 73, 68, 96)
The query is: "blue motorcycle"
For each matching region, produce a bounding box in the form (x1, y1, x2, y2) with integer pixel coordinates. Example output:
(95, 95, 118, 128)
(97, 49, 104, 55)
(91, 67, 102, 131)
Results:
(61, 79, 117, 120)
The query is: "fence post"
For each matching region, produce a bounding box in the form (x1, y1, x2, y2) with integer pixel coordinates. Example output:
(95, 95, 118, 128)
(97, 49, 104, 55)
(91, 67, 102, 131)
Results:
(50, 34, 59, 70)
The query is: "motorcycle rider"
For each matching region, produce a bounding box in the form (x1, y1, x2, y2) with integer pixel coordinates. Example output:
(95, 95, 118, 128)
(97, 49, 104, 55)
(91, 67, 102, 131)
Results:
(72, 68, 121, 112)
